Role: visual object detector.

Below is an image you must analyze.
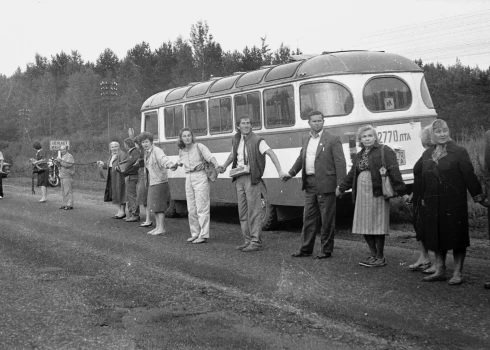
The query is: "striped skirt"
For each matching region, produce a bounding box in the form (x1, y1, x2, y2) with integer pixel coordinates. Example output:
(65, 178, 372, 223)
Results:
(352, 171, 390, 235)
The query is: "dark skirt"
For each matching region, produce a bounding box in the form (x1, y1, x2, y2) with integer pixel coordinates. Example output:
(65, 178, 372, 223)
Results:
(413, 205, 426, 241)
(136, 168, 148, 206)
(110, 167, 126, 205)
(37, 170, 49, 187)
(148, 182, 170, 213)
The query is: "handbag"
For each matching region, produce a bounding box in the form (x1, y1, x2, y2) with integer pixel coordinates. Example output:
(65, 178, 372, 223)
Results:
(380, 145, 396, 199)
(196, 143, 218, 182)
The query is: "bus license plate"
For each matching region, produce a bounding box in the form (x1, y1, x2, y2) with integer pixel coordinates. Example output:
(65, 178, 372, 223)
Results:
(396, 150, 406, 166)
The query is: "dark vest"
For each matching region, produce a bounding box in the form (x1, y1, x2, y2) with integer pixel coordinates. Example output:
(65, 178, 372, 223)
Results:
(232, 132, 266, 185)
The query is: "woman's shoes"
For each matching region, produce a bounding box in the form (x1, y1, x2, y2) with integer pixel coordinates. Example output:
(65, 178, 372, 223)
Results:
(422, 266, 437, 274)
(448, 275, 464, 285)
(408, 260, 431, 271)
(187, 236, 198, 242)
(192, 238, 207, 244)
(113, 214, 126, 219)
(139, 222, 153, 227)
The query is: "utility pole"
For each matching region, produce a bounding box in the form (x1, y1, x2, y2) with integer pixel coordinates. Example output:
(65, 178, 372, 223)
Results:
(18, 107, 31, 143)
(100, 81, 118, 139)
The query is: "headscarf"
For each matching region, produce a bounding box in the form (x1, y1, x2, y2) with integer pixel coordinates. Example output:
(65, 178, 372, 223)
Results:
(428, 119, 451, 164)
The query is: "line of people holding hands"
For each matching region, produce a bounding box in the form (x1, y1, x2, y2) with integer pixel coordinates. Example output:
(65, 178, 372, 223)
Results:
(93, 111, 489, 286)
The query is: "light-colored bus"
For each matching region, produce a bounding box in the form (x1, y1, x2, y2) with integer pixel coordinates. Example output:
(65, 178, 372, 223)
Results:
(140, 51, 437, 229)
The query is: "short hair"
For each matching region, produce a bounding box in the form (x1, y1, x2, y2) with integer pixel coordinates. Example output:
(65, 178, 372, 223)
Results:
(420, 126, 433, 148)
(123, 138, 135, 148)
(308, 110, 324, 120)
(429, 119, 451, 144)
(138, 131, 154, 143)
(356, 124, 379, 146)
(236, 115, 251, 127)
(32, 141, 42, 150)
(177, 128, 196, 149)
(60, 145, 67, 151)
(109, 141, 120, 150)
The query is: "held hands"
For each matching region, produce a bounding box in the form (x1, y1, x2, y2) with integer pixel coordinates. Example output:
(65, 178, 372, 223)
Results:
(335, 187, 343, 198)
(402, 194, 410, 203)
(216, 165, 226, 174)
(281, 172, 292, 182)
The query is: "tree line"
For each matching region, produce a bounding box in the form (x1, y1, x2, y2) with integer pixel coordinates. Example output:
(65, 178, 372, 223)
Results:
(0, 20, 489, 146)
(0, 21, 300, 143)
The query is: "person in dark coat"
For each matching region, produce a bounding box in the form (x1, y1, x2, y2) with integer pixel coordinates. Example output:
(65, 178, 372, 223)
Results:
(483, 130, 490, 289)
(97, 141, 128, 219)
(420, 119, 486, 285)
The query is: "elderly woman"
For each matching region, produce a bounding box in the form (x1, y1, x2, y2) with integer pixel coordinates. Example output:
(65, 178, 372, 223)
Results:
(407, 125, 435, 273)
(171, 128, 219, 244)
(97, 141, 127, 218)
(420, 119, 486, 285)
(30, 141, 49, 203)
(140, 131, 172, 236)
(337, 125, 408, 267)
(134, 136, 152, 228)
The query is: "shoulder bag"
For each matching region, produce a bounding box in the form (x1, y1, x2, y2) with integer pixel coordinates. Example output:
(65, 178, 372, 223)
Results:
(196, 143, 218, 182)
(380, 145, 396, 199)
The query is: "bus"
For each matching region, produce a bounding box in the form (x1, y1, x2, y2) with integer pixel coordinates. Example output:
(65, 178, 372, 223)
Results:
(140, 51, 437, 229)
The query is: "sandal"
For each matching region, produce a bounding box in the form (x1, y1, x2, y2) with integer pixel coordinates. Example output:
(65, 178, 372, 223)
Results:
(408, 260, 431, 271)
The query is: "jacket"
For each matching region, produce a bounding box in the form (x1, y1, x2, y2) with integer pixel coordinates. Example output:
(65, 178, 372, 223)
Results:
(289, 130, 346, 194)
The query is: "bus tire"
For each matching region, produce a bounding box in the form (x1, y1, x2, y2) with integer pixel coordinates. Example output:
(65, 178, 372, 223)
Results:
(260, 192, 278, 231)
(165, 200, 178, 218)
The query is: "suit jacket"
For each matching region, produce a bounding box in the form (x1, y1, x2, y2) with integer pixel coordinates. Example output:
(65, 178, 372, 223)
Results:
(288, 130, 346, 193)
(485, 130, 490, 197)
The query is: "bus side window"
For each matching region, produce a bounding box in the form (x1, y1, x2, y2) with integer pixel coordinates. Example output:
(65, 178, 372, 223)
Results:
(234, 92, 262, 129)
(300, 82, 353, 119)
(363, 77, 412, 112)
(264, 85, 295, 128)
(185, 101, 208, 136)
(164, 106, 183, 139)
(209, 97, 232, 134)
(144, 112, 159, 142)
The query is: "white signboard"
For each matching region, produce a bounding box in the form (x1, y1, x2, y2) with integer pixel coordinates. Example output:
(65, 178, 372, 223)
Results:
(50, 140, 70, 151)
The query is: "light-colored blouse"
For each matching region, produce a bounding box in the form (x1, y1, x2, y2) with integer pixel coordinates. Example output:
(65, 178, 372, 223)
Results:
(145, 145, 171, 186)
(178, 143, 217, 173)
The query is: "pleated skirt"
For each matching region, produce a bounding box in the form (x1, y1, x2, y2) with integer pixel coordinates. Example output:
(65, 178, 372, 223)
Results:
(352, 171, 390, 235)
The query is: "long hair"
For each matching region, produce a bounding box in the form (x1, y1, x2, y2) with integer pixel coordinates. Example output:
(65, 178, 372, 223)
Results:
(356, 124, 379, 147)
(177, 128, 196, 149)
(428, 119, 451, 145)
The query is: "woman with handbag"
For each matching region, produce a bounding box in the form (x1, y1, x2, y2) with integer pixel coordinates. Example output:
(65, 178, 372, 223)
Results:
(337, 125, 408, 267)
(419, 119, 486, 285)
(171, 128, 219, 244)
(97, 141, 127, 218)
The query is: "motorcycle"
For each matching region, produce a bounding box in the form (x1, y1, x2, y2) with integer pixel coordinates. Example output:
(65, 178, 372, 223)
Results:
(47, 158, 61, 187)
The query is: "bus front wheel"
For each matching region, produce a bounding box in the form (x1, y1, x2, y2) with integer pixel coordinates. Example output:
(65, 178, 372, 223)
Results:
(260, 192, 278, 231)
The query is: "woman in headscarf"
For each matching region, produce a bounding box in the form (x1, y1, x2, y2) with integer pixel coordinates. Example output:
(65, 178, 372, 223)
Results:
(97, 141, 127, 218)
(30, 141, 49, 203)
(337, 125, 408, 268)
(420, 119, 486, 285)
(170, 128, 219, 244)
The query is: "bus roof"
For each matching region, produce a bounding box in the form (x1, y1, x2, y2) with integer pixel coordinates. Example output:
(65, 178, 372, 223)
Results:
(141, 51, 422, 111)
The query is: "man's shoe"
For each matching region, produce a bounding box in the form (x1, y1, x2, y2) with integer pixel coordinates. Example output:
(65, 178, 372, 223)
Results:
(187, 236, 198, 242)
(242, 245, 262, 252)
(314, 252, 332, 259)
(125, 216, 140, 222)
(235, 243, 250, 250)
(359, 256, 376, 267)
(64, 206, 73, 210)
(192, 238, 207, 244)
(484, 282, 490, 289)
(59, 206, 67, 209)
(291, 251, 312, 258)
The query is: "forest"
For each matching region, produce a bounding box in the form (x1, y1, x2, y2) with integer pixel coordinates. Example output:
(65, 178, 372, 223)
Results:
(0, 21, 489, 161)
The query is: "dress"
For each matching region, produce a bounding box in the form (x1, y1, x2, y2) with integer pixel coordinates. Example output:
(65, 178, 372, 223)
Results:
(421, 141, 483, 251)
(411, 157, 425, 241)
(36, 149, 49, 187)
(145, 145, 171, 213)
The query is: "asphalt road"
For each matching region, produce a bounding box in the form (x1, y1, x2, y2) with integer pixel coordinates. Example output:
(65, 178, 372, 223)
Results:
(1, 182, 490, 350)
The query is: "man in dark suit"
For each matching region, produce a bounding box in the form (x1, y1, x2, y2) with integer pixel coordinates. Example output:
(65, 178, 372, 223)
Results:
(283, 110, 347, 259)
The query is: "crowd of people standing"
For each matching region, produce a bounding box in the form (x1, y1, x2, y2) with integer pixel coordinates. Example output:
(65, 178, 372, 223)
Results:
(22, 113, 489, 286)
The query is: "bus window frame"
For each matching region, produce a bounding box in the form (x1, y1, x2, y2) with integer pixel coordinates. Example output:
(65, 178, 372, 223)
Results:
(263, 84, 296, 129)
(184, 100, 209, 137)
(299, 80, 354, 120)
(420, 76, 435, 109)
(163, 104, 184, 140)
(144, 111, 159, 142)
(362, 75, 413, 113)
(233, 91, 263, 130)
(208, 96, 234, 135)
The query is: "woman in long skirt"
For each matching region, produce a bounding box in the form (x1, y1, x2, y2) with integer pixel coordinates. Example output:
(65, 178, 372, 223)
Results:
(134, 137, 152, 227)
(337, 125, 408, 267)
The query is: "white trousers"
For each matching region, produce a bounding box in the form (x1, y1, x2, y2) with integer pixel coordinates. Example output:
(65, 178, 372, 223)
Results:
(185, 171, 210, 239)
(61, 178, 74, 207)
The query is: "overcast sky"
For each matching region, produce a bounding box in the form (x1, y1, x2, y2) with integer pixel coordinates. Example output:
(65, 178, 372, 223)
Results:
(1, 0, 489, 76)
